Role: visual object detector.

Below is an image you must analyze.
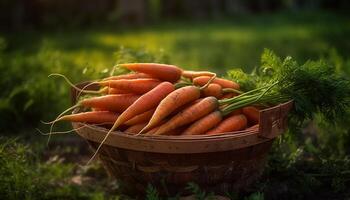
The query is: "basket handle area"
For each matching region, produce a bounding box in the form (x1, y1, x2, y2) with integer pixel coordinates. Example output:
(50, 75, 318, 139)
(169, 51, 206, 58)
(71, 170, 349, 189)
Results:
(258, 100, 293, 139)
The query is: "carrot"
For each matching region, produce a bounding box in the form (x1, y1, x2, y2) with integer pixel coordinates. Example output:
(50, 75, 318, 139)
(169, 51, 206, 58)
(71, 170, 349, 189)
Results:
(229, 109, 242, 116)
(220, 93, 236, 99)
(124, 122, 148, 134)
(139, 85, 201, 134)
(120, 63, 183, 82)
(144, 125, 161, 135)
(107, 87, 130, 94)
(106, 82, 174, 129)
(193, 76, 240, 90)
(182, 70, 216, 79)
(124, 108, 155, 126)
(182, 110, 223, 135)
(167, 127, 186, 135)
(99, 78, 161, 94)
(80, 94, 140, 113)
(202, 83, 223, 98)
(242, 106, 260, 125)
(167, 98, 203, 118)
(91, 107, 106, 111)
(205, 114, 247, 135)
(145, 121, 183, 135)
(154, 97, 218, 135)
(87, 82, 175, 164)
(56, 111, 119, 124)
(103, 73, 152, 81)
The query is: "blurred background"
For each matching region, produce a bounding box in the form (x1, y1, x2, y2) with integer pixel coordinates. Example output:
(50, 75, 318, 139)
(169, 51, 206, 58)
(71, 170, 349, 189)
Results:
(0, 0, 350, 199)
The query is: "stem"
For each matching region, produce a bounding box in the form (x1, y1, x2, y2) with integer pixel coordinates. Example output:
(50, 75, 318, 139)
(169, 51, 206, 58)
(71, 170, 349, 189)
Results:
(221, 81, 279, 116)
(222, 88, 244, 94)
(199, 74, 217, 90)
(218, 84, 270, 105)
(49, 73, 102, 94)
(221, 95, 260, 116)
(47, 104, 81, 145)
(174, 82, 192, 89)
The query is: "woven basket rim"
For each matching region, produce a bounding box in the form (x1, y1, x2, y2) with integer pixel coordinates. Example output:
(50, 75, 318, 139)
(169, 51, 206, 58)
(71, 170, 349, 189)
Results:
(73, 121, 259, 140)
(73, 100, 293, 140)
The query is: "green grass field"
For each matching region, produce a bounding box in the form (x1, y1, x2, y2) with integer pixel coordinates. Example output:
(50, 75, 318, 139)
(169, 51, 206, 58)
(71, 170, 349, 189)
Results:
(1, 11, 350, 199)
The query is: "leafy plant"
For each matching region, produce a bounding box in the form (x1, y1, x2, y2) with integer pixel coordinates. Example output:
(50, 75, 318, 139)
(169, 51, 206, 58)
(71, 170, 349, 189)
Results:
(244, 192, 264, 200)
(186, 182, 214, 200)
(146, 184, 161, 200)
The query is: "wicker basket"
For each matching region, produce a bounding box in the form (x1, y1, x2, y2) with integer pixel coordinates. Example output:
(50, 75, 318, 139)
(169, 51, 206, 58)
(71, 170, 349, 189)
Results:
(71, 83, 293, 195)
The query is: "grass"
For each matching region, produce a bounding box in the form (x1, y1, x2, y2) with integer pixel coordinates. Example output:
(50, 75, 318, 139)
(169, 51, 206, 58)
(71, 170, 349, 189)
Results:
(0, 11, 350, 199)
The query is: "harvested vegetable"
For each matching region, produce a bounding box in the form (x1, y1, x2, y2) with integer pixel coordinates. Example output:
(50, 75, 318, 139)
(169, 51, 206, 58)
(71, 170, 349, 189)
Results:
(182, 70, 216, 79)
(193, 76, 240, 90)
(47, 49, 350, 143)
(87, 82, 175, 164)
(139, 85, 201, 134)
(206, 114, 247, 135)
(106, 88, 130, 94)
(202, 83, 223, 99)
(182, 111, 223, 135)
(56, 111, 119, 124)
(154, 97, 219, 135)
(80, 94, 140, 113)
(103, 73, 152, 81)
(124, 108, 156, 126)
(99, 78, 161, 94)
(125, 122, 148, 134)
(120, 63, 183, 82)
(242, 106, 260, 125)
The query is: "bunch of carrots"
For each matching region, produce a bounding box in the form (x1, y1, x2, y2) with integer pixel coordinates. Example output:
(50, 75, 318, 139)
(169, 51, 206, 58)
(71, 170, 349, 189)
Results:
(47, 63, 264, 162)
(50, 63, 261, 137)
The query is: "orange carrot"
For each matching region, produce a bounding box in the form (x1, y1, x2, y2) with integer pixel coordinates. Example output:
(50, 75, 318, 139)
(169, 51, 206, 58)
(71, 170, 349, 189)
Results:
(87, 82, 175, 164)
(193, 76, 240, 90)
(107, 87, 130, 94)
(220, 93, 236, 99)
(144, 120, 167, 135)
(229, 109, 242, 116)
(106, 82, 174, 132)
(57, 111, 119, 124)
(182, 111, 223, 135)
(120, 63, 183, 82)
(80, 94, 140, 113)
(124, 122, 148, 134)
(103, 73, 152, 81)
(167, 127, 186, 135)
(91, 107, 106, 111)
(124, 108, 156, 126)
(145, 125, 161, 135)
(139, 85, 201, 134)
(154, 97, 218, 135)
(202, 83, 223, 98)
(182, 70, 216, 79)
(242, 106, 260, 125)
(99, 78, 161, 94)
(167, 98, 203, 118)
(205, 114, 247, 135)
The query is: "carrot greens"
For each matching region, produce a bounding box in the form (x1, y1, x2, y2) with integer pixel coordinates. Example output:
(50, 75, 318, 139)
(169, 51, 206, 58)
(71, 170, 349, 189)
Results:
(225, 49, 350, 125)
